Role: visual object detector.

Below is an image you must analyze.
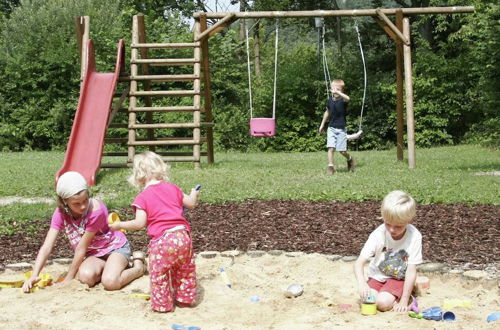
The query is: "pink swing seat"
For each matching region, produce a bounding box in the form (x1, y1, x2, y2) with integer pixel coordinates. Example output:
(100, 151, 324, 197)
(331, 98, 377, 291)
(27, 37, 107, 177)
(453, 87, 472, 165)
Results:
(250, 118, 276, 137)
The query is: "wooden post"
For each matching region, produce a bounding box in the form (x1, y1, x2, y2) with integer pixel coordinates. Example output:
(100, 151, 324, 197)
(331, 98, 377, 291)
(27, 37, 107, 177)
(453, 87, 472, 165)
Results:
(128, 16, 139, 164)
(199, 15, 215, 164)
(74, 16, 90, 80)
(136, 15, 155, 151)
(403, 17, 416, 168)
(193, 21, 202, 168)
(395, 10, 404, 162)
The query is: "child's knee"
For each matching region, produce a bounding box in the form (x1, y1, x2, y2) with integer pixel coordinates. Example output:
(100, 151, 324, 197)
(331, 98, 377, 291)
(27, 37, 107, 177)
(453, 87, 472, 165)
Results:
(78, 269, 100, 287)
(101, 274, 122, 291)
(376, 293, 396, 311)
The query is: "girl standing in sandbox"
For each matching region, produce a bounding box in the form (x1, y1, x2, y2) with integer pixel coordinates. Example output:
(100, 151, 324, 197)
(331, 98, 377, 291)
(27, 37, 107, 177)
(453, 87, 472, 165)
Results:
(109, 151, 200, 312)
(23, 171, 145, 292)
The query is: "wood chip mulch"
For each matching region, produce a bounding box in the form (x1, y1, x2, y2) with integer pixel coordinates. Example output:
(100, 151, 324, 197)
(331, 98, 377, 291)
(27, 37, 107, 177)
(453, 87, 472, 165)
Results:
(1, 201, 498, 270)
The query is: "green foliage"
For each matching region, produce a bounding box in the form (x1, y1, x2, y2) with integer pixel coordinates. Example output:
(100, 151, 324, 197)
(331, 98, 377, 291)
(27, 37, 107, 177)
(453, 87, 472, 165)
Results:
(0, 0, 125, 151)
(0, 0, 497, 152)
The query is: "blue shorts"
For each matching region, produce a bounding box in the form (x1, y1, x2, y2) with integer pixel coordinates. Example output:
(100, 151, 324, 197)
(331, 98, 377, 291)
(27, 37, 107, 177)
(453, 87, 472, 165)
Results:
(100, 241, 132, 261)
(327, 127, 347, 151)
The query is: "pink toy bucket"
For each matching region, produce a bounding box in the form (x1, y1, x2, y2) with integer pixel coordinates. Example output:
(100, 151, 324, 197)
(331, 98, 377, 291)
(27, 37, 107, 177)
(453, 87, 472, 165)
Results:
(249, 118, 276, 137)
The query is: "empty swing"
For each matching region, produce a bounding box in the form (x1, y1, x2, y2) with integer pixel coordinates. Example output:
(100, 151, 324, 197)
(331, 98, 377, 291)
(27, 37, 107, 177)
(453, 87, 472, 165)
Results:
(320, 19, 367, 140)
(246, 22, 279, 137)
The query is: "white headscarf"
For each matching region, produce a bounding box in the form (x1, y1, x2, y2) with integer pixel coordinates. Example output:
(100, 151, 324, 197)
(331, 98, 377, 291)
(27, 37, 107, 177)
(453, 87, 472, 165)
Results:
(56, 171, 88, 199)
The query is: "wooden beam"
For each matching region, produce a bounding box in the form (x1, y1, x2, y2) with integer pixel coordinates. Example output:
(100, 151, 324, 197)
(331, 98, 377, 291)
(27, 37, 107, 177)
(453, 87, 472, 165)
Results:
(136, 14, 155, 152)
(199, 14, 215, 164)
(194, 13, 236, 41)
(403, 17, 416, 169)
(74, 16, 89, 80)
(395, 10, 404, 162)
(376, 9, 409, 45)
(193, 7, 474, 19)
(373, 16, 398, 42)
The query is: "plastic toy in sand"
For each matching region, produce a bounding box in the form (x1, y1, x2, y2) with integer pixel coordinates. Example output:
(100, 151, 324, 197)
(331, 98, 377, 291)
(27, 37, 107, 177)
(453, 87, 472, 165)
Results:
(284, 284, 304, 298)
(442, 299, 472, 309)
(409, 311, 424, 319)
(487, 312, 500, 323)
(442, 311, 456, 322)
(22, 271, 53, 292)
(361, 302, 377, 315)
(172, 324, 200, 330)
(422, 306, 443, 321)
(415, 276, 430, 291)
(0, 278, 24, 288)
(219, 268, 232, 288)
(108, 212, 126, 232)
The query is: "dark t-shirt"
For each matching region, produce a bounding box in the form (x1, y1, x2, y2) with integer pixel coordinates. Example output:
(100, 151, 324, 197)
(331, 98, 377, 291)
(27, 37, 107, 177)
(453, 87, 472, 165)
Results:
(327, 97, 348, 129)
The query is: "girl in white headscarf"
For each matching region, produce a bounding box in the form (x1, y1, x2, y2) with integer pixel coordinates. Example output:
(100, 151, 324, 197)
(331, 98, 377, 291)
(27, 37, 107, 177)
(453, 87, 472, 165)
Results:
(23, 171, 146, 292)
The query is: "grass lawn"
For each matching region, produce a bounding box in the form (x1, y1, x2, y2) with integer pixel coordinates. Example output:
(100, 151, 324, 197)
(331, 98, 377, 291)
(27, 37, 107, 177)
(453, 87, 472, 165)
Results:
(0, 144, 498, 234)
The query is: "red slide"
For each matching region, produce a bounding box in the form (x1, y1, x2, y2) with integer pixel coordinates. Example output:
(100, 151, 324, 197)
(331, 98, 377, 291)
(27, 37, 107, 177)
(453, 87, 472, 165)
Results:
(56, 39, 125, 186)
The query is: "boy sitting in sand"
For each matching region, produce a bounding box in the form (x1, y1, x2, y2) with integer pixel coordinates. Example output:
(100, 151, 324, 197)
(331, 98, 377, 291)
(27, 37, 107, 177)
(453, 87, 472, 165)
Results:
(354, 190, 422, 312)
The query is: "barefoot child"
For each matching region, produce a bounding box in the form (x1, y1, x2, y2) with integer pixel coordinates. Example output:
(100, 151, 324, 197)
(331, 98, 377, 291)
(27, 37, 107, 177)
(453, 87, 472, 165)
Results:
(354, 190, 422, 312)
(23, 171, 145, 292)
(109, 151, 200, 312)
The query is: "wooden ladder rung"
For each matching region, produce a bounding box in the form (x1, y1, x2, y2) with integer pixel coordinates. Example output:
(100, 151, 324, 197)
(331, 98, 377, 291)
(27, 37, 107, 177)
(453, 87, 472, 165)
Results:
(108, 123, 128, 128)
(161, 156, 197, 162)
(131, 106, 200, 112)
(130, 122, 213, 129)
(123, 74, 199, 82)
(100, 163, 130, 168)
(129, 139, 203, 146)
(131, 42, 200, 49)
(105, 138, 128, 143)
(130, 90, 199, 97)
(131, 58, 199, 66)
(102, 152, 128, 156)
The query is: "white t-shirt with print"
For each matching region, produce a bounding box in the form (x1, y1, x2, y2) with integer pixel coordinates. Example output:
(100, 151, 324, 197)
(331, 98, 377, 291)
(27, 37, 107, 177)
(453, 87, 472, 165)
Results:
(360, 224, 423, 282)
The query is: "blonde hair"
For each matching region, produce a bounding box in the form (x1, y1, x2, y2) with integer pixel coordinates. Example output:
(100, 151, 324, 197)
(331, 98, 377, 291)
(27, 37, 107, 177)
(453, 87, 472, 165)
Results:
(128, 151, 170, 190)
(331, 79, 345, 90)
(381, 190, 416, 224)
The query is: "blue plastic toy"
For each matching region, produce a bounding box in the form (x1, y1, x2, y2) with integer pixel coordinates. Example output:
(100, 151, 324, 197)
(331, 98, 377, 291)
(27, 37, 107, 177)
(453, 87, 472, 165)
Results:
(487, 312, 500, 323)
(172, 324, 200, 330)
(423, 306, 443, 321)
(443, 311, 456, 322)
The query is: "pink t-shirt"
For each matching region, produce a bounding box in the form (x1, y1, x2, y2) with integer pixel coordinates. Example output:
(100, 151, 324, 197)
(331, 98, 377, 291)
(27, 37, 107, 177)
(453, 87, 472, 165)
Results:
(51, 199, 127, 257)
(132, 181, 190, 239)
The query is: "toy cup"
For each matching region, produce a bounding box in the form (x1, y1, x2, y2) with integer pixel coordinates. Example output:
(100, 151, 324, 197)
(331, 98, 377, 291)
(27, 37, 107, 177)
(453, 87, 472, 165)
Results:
(361, 303, 377, 315)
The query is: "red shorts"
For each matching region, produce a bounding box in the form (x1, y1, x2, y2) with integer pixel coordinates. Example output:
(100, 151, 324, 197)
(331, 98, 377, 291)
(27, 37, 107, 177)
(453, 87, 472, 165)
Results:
(367, 277, 405, 301)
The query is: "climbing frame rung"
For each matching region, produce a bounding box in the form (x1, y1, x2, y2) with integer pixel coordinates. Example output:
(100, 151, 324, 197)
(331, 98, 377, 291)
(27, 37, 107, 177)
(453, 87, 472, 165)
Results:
(126, 74, 199, 81)
(129, 138, 206, 146)
(131, 106, 200, 112)
(131, 42, 200, 49)
(132, 58, 198, 66)
(130, 90, 199, 97)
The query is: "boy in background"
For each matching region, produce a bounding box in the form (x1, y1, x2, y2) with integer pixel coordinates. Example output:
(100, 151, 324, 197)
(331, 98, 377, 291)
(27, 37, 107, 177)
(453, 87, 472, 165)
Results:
(319, 79, 355, 175)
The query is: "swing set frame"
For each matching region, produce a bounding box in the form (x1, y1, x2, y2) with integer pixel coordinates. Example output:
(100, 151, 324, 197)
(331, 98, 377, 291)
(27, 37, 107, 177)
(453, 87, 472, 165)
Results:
(193, 6, 474, 169)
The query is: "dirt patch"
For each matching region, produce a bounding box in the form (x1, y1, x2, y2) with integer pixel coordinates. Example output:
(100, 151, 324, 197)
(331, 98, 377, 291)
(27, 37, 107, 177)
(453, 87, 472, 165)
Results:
(1, 200, 499, 272)
(0, 196, 53, 206)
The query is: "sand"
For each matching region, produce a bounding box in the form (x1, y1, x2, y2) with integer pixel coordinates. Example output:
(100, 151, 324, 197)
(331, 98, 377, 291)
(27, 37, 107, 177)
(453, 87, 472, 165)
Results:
(0, 253, 498, 329)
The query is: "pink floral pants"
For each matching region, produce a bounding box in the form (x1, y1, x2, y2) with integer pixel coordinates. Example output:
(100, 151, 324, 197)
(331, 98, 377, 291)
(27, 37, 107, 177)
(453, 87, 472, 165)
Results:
(148, 229, 196, 312)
